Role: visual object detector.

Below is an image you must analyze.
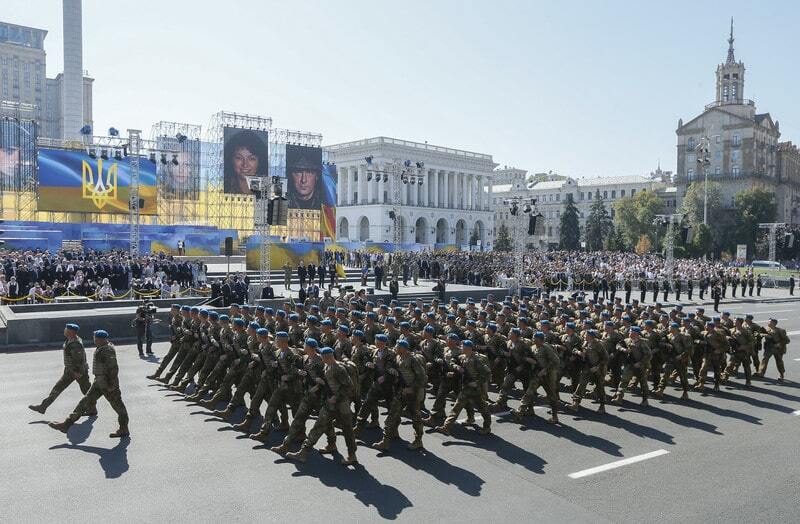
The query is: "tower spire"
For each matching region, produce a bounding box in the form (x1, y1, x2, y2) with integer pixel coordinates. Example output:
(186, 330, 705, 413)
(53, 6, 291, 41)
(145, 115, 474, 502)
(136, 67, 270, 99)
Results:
(726, 17, 736, 65)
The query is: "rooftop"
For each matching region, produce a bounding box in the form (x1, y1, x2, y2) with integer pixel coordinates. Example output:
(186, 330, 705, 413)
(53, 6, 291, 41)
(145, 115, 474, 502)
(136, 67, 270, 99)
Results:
(325, 136, 493, 161)
(575, 175, 654, 187)
(0, 22, 47, 50)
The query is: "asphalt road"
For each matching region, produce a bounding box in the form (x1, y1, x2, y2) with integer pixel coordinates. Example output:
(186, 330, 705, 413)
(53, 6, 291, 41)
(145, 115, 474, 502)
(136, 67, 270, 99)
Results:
(2, 298, 799, 523)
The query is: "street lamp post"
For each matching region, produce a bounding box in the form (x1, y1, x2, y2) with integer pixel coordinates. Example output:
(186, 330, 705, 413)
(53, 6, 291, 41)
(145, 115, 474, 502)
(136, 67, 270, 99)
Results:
(503, 196, 538, 296)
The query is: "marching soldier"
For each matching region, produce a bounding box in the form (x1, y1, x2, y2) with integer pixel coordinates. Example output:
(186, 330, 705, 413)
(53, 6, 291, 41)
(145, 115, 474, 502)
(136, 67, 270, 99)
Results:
(569, 329, 608, 413)
(722, 317, 754, 386)
(435, 340, 492, 436)
(29, 323, 96, 416)
(250, 331, 301, 442)
(612, 326, 651, 406)
(655, 322, 691, 400)
(48, 330, 129, 438)
(758, 318, 789, 382)
(512, 331, 560, 423)
(376, 340, 428, 450)
(147, 305, 186, 381)
(695, 321, 727, 392)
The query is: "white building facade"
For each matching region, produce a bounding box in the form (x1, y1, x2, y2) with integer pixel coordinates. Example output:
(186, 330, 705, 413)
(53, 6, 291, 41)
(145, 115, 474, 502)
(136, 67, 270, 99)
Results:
(493, 174, 667, 250)
(326, 137, 497, 249)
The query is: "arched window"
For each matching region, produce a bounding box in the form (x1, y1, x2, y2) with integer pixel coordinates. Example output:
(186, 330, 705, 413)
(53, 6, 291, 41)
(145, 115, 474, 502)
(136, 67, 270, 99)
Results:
(687, 137, 695, 149)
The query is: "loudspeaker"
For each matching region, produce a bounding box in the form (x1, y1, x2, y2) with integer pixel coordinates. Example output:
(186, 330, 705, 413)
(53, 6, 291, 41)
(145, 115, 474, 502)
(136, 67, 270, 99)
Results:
(224, 236, 234, 257)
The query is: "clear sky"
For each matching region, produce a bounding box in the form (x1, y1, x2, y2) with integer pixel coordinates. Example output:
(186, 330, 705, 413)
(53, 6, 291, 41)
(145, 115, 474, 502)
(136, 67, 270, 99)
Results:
(5, 0, 800, 177)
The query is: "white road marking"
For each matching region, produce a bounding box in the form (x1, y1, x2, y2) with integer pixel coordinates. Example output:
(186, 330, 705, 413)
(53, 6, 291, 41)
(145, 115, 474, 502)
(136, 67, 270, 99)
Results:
(753, 318, 787, 322)
(788, 331, 800, 336)
(568, 450, 670, 479)
(793, 358, 800, 362)
(793, 410, 800, 416)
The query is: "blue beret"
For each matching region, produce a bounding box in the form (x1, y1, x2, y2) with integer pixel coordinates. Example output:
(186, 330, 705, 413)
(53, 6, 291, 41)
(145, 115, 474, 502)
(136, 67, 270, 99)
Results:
(533, 331, 544, 339)
(604, 321, 614, 327)
(519, 317, 528, 324)
(219, 315, 230, 322)
(426, 312, 435, 318)
(446, 314, 456, 320)
(200, 309, 209, 317)
(396, 340, 409, 348)
(424, 325, 435, 334)
(256, 306, 265, 313)
(276, 331, 289, 338)
(338, 325, 350, 334)
(310, 305, 320, 312)
(231, 304, 241, 308)
(380, 305, 388, 310)
(400, 322, 410, 329)
(181, 306, 191, 312)
(289, 314, 299, 321)
(366, 301, 375, 307)
(601, 311, 610, 317)
(321, 319, 332, 327)
(438, 305, 446, 310)
(630, 326, 642, 333)
(447, 333, 460, 341)
(540, 320, 550, 326)
(467, 320, 476, 326)
(367, 312, 377, 319)
(248, 321, 260, 330)
(586, 329, 598, 337)
(622, 315, 632, 321)
(385, 317, 396, 325)
(687, 312, 696, 318)
(682, 317, 691, 323)
(479, 311, 487, 317)
(94, 329, 109, 338)
(583, 319, 593, 325)
(735, 316, 744, 321)
(276, 310, 286, 317)
(510, 328, 521, 336)
(644, 320, 655, 326)
(234, 318, 246, 327)
(462, 340, 474, 347)
(706, 321, 715, 327)
(336, 308, 347, 314)
(745, 314, 754, 320)
(319, 346, 334, 355)
(257, 328, 269, 336)
(722, 311, 730, 316)
(353, 330, 365, 338)
(670, 322, 680, 328)
(242, 304, 251, 310)
(305, 338, 318, 348)
(66, 323, 79, 331)
(327, 307, 336, 312)
(712, 316, 721, 322)
(376, 334, 388, 342)
(209, 311, 220, 320)
(171, 304, 181, 309)
(487, 323, 497, 332)
(566, 322, 576, 329)
(190, 307, 200, 313)
(697, 307, 705, 312)
(307, 315, 318, 323)
(265, 308, 274, 315)
(414, 308, 422, 313)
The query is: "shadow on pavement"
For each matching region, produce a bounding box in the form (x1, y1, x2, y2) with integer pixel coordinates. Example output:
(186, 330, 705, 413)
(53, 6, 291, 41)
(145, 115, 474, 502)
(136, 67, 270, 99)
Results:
(379, 442, 486, 496)
(442, 423, 547, 475)
(49, 438, 130, 479)
(636, 402, 723, 435)
(520, 412, 624, 457)
(290, 457, 412, 520)
(599, 407, 676, 445)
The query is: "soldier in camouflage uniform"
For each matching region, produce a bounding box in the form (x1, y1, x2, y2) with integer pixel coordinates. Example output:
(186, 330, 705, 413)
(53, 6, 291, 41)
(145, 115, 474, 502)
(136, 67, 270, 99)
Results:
(695, 321, 728, 392)
(612, 326, 651, 406)
(286, 347, 358, 465)
(147, 304, 184, 380)
(49, 330, 129, 438)
(655, 322, 691, 399)
(29, 323, 96, 416)
(250, 331, 301, 442)
(512, 331, 560, 423)
(722, 317, 755, 386)
(569, 329, 609, 413)
(758, 318, 789, 382)
(435, 340, 492, 435)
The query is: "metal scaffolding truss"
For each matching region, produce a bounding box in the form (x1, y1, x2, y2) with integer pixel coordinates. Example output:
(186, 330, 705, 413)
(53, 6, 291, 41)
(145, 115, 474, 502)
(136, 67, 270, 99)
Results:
(150, 120, 204, 226)
(205, 111, 273, 235)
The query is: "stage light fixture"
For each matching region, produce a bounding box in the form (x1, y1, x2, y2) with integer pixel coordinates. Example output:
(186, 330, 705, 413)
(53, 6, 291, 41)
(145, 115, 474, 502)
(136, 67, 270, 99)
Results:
(160, 153, 168, 165)
(383, 174, 388, 183)
(149, 152, 156, 163)
(176, 133, 187, 144)
(171, 154, 179, 165)
(522, 203, 532, 214)
(367, 172, 373, 182)
(418, 177, 424, 186)
(114, 149, 122, 160)
(87, 147, 97, 159)
(108, 127, 119, 137)
(365, 155, 373, 165)
(80, 125, 92, 135)
(404, 160, 412, 168)
(416, 161, 424, 169)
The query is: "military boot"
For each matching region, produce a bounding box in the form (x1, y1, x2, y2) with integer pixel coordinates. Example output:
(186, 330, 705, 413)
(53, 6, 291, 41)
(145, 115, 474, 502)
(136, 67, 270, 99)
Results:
(597, 405, 606, 414)
(214, 405, 236, 420)
(270, 442, 290, 454)
(433, 425, 451, 436)
(318, 442, 337, 455)
(198, 398, 217, 410)
(477, 426, 491, 435)
(568, 400, 580, 412)
(490, 397, 508, 413)
(250, 427, 271, 443)
(640, 398, 649, 407)
(680, 391, 689, 400)
(109, 426, 130, 438)
(778, 373, 785, 383)
(146, 373, 160, 380)
(48, 420, 72, 433)
(178, 379, 191, 391)
(232, 416, 254, 433)
(511, 408, 526, 422)
(547, 413, 559, 424)
(611, 393, 624, 404)
(28, 404, 46, 414)
(422, 413, 442, 427)
(373, 436, 393, 451)
(286, 447, 309, 463)
(341, 453, 358, 466)
(82, 407, 98, 417)
(408, 436, 424, 450)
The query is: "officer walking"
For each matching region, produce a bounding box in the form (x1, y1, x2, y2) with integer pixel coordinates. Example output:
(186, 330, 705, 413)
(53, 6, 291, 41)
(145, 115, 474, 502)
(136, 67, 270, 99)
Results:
(48, 330, 130, 438)
(133, 301, 155, 357)
(29, 323, 96, 416)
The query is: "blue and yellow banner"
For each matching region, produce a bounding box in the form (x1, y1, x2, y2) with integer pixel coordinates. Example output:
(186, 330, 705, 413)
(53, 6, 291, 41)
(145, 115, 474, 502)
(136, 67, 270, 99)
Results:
(37, 148, 158, 214)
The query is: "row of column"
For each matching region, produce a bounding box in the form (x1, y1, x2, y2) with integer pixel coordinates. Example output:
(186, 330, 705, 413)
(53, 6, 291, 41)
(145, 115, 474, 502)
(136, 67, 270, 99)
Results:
(336, 164, 490, 210)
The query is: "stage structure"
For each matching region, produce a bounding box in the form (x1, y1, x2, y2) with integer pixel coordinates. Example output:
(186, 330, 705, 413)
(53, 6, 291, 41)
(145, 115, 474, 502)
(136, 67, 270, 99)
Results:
(0, 101, 39, 222)
(150, 121, 204, 226)
(206, 111, 272, 237)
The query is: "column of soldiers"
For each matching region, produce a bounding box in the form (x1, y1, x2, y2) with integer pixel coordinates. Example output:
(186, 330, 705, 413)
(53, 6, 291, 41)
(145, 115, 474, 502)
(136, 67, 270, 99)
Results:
(137, 294, 789, 466)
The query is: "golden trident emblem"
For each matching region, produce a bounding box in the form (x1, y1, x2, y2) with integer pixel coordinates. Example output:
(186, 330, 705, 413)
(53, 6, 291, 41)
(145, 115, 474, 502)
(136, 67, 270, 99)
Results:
(82, 158, 118, 210)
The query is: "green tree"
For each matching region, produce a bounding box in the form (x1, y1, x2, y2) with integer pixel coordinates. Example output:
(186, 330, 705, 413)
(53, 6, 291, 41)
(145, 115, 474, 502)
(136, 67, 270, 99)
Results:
(680, 180, 722, 226)
(613, 189, 663, 248)
(559, 193, 581, 250)
(734, 188, 777, 255)
(469, 226, 479, 246)
(494, 223, 512, 252)
(690, 222, 713, 257)
(585, 191, 613, 251)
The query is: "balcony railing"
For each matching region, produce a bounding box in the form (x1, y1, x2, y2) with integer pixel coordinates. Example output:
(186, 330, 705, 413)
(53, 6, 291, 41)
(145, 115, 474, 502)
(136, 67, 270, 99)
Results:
(704, 99, 755, 111)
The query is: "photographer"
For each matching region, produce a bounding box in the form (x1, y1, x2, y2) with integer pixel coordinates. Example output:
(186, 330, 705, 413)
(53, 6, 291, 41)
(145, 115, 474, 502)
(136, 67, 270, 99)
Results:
(132, 301, 156, 357)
